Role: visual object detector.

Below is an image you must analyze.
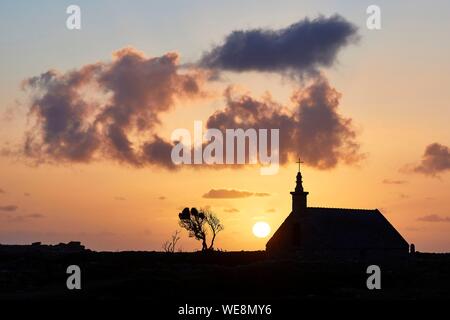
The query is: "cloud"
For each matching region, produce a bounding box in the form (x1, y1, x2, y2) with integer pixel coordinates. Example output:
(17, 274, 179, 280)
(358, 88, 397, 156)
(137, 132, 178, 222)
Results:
(24, 192, 31, 197)
(22, 47, 209, 166)
(120, 76, 363, 170)
(254, 192, 271, 197)
(223, 208, 240, 213)
(114, 196, 126, 201)
(202, 189, 270, 199)
(141, 135, 177, 169)
(0, 212, 44, 223)
(200, 15, 358, 77)
(0, 188, 4, 194)
(22, 55, 362, 170)
(205, 77, 362, 169)
(410, 143, 450, 176)
(266, 208, 276, 213)
(405, 226, 423, 232)
(417, 214, 450, 223)
(203, 189, 252, 199)
(382, 179, 407, 185)
(19, 15, 361, 172)
(158, 196, 166, 200)
(0, 205, 18, 212)
(26, 213, 44, 218)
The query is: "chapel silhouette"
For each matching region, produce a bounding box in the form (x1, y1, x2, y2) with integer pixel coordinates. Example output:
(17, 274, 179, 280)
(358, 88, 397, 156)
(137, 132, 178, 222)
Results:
(266, 161, 409, 258)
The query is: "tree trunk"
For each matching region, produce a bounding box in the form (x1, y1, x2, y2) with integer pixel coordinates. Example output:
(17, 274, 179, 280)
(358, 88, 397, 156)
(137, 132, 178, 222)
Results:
(209, 233, 216, 250)
(201, 238, 207, 251)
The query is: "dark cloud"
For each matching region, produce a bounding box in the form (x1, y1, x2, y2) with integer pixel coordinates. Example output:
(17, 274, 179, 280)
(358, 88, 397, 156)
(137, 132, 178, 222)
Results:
(22, 56, 361, 170)
(417, 214, 450, 223)
(23, 67, 101, 162)
(223, 208, 240, 213)
(0, 188, 4, 194)
(141, 135, 177, 169)
(114, 196, 126, 201)
(158, 196, 166, 200)
(22, 48, 208, 166)
(382, 179, 408, 185)
(0, 205, 18, 212)
(411, 143, 450, 176)
(20, 20, 361, 172)
(200, 15, 358, 77)
(202, 189, 270, 199)
(24, 192, 31, 197)
(206, 77, 362, 169)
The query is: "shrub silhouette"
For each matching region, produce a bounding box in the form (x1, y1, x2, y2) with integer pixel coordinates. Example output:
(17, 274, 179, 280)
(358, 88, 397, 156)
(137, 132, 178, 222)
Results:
(162, 230, 181, 253)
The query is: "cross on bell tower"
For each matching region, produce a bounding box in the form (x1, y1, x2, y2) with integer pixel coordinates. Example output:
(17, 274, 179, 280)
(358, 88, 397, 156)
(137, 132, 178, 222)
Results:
(291, 158, 308, 213)
(296, 158, 303, 172)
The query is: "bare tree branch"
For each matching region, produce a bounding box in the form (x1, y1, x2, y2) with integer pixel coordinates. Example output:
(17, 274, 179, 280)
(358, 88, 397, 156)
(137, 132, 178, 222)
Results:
(204, 209, 224, 250)
(162, 230, 181, 253)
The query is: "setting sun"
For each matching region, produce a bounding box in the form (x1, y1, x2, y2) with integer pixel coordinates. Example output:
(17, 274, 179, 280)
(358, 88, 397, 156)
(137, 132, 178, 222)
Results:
(252, 222, 271, 238)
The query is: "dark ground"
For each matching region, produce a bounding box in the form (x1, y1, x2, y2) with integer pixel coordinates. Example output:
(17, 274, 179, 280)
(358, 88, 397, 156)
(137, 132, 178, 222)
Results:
(1, 249, 449, 301)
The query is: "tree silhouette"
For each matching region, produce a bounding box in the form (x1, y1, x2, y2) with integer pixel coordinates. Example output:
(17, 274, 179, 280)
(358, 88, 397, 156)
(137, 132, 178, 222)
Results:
(179, 208, 208, 250)
(178, 207, 224, 251)
(204, 209, 224, 250)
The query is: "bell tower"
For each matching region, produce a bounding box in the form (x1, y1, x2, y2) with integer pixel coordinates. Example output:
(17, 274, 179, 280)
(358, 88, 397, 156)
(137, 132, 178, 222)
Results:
(291, 159, 308, 213)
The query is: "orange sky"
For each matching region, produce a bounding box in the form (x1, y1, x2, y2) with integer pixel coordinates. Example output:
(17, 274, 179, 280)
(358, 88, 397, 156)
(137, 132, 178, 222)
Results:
(1, 1, 449, 252)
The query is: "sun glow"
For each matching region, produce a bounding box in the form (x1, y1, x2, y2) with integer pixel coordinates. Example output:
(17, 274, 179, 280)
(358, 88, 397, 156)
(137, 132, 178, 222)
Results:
(252, 222, 271, 238)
